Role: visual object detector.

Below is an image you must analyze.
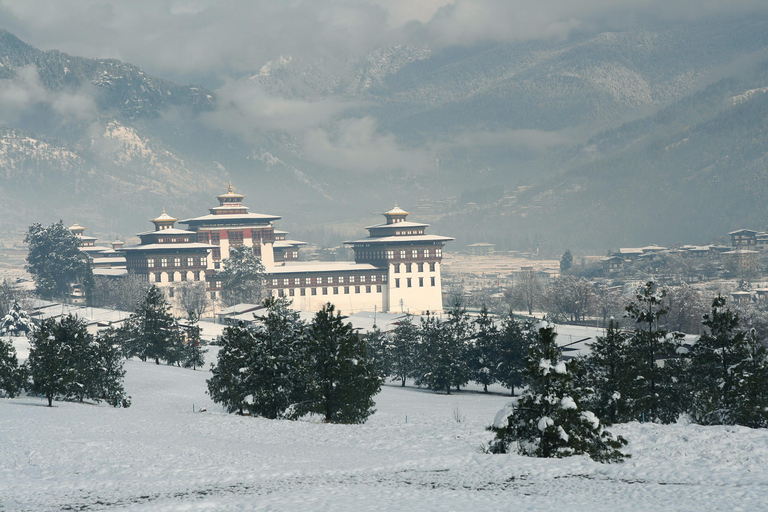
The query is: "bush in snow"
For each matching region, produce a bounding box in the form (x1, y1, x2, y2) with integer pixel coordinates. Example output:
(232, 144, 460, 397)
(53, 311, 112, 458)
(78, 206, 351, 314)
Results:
(0, 300, 33, 337)
(207, 322, 258, 415)
(118, 285, 184, 365)
(489, 321, 628, 463)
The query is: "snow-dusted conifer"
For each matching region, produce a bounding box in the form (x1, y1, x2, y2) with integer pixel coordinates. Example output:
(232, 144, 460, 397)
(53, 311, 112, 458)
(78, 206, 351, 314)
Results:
(0, 336, 25, 397)
(470, 305, 499, 393)
(247, 297, 304, 419)
(624, 281, 685, 423)
(219, 246, 266, 307)
(583, 319, 633, 424)
(489, 322, 627, 462)
(299, 303, 381, 423)
(28, 317, 78, 406)
(689, 296, 768, 427)
(387, 314, 419, 387)
(0, 301, 33, 337)
(207, 323, 257, 415)
(494, 311, 530, 394)
(121, 285, 183, 365)
(180, 313, 206, 370)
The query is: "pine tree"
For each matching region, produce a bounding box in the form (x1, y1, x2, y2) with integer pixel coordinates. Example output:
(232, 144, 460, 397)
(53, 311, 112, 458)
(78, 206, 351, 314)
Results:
(583, 319, 633, 424)
(494, 311, 529, 394)
(219, 246, 266, 307)
(689, 296, 768, 427)
(121, 285, 183, 365)
(180, 313, 207, 370)
(247, 297, 304, 419)
(624, 281, 685, 423)
(299, 303, 381, 423)
(729, 329, 768, 428)
(207, 323, 257, 415)
(0, 336, 25, 398)
(364, 324, 388, 378)
(60, 314, 97, 403)
(25, 221, 92, 300)
(470, 305, 499, 392)
(489, 322, 627, 462)
(560, 249, 573, 273)
(91, 329, 131, 407)
(415, 303, 473, 394)
(28, 317, 78, 406)
(0, 300, 33, 336)
(388, 314, 419, 387)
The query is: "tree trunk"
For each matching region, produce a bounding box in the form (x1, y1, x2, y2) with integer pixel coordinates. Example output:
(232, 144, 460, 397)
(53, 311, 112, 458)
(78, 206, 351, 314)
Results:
(47, 395, 53, 407)
(155, 357, 160, 365)
(401, 377, 406, 387)
(484, 383, 488, 393)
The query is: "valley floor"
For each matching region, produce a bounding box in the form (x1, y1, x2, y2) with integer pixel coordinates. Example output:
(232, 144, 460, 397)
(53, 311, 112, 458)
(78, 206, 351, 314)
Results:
(2, 349, 768, 511)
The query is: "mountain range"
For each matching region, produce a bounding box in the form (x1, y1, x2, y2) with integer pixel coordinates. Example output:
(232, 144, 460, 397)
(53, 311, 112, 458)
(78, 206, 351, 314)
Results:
(1, 14, 768, 254)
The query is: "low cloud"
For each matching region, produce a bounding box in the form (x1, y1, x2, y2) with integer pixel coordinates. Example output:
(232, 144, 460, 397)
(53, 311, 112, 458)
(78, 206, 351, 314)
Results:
(304, 116, 434, 173)
(200, 81, 355, 137)
(446, 128, 581, 151)
(4, 1, 768, 85)
(0, 65, 99, 124)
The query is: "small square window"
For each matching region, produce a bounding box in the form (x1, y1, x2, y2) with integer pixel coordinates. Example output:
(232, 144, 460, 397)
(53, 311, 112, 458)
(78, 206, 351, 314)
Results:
(311, 288, 317, 295)
(365, 285, 371, 293)
(395, 279, 400, 288)
(344, 287, 350, 294)
(355, 286, 361, 293)
(419, 277, 424, 287)
(407, 278, 412, 288)
(322, 287, 328, 295)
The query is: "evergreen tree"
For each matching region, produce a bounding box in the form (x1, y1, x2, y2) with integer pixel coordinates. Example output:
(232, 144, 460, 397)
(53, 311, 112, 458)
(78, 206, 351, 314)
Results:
(207, 323, 257, 415)
(25, 221, 92, 301)
(489, 322, 627, 463)
(415, 314, 459, 393)
(728, 329, 768, 428)
(689, 296, 768, 427)
(583, 319, 633, 424)
(364, 324, 388, 378)
(470, 305, 499, 392)
(60, 315, 97, 403)
(388, 314, 419, 387)
(219, 246, 266, 307)
(91, 329, 131, 407)
(0, 336, 25, 398)
(0, 300, 33, 336)
(494, 311, 529, 394)
(121, 285, 183, 365)
(624, 281, 685, 423)
(299, 303, 381, 423)
(560, 249, 573, 273)
(28, 317, 78, 406)
(247, 297, 305, 419)
(180, 313, 207, 370)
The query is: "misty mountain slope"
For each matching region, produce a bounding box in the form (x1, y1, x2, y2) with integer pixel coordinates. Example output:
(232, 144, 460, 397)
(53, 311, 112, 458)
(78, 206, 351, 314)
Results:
(527, 62, 768, 250)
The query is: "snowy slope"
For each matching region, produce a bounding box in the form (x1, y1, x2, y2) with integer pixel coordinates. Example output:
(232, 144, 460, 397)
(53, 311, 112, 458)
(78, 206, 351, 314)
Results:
(2, 347, 768, 511)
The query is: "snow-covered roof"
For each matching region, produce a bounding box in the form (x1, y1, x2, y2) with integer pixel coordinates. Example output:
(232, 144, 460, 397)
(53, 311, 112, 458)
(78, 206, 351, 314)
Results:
(93, 268, 128, 277)
(274, 240, 307, 248)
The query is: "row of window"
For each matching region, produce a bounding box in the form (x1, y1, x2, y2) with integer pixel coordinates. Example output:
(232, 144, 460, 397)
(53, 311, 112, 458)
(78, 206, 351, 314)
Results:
(147, 256, 207, 268)
(393, 262, 436, 273)
(394, 277, 435, 288)
(152, 271, 203, 283)
(276, 285, 383, 298)
(356, 248, 442, 260)
(271, 274, 387, 287)
(158, 237, 191, 243)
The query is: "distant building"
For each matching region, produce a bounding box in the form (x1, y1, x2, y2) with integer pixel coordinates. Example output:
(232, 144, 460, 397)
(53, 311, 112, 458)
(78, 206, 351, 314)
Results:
(467, 243, 495, 256)
(729, 229, 758, 248)
(122, 209, 214, 288)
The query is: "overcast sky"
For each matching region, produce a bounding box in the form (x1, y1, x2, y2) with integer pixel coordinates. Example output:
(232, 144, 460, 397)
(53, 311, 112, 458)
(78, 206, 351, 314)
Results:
(2, 1, 768, 177)
(2, 0, 768, 86)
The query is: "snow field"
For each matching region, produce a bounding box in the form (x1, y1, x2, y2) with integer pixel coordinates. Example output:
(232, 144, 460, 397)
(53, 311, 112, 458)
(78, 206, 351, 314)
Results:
(2, 346, 768, 511)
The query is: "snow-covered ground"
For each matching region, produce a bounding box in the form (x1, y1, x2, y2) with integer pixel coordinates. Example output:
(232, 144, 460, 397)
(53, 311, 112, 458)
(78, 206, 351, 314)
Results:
(3, 347, 768, 511)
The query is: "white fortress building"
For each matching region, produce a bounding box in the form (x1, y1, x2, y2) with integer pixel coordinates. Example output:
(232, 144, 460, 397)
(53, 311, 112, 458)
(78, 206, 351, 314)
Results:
(119, 185, 453, 315)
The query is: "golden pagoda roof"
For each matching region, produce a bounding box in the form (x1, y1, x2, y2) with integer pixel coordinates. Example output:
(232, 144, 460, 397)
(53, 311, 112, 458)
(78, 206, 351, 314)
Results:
(151, 207, 178, 223)
(383, 203, 410, 216)
(217, 182, 245, 200)
(68, 221, 87, 233)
